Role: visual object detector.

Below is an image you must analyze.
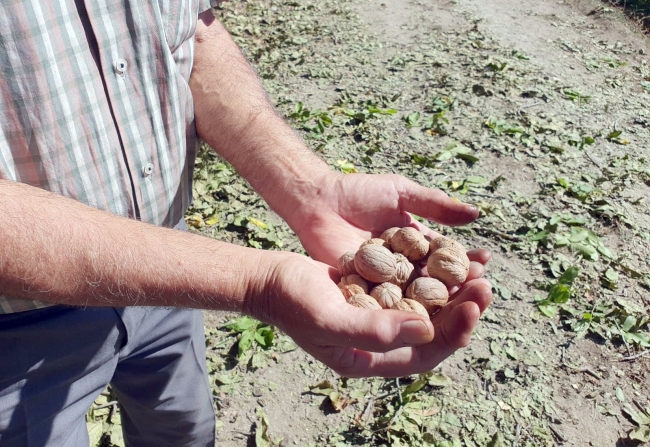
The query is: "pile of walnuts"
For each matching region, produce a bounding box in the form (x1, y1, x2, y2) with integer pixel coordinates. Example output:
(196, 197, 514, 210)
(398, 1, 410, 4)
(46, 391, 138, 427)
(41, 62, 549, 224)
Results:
(337, 227, 470, 317)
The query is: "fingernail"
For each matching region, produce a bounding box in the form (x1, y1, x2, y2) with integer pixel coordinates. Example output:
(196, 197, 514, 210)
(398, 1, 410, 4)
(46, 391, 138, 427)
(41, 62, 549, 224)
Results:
(400, 320, 433, 345)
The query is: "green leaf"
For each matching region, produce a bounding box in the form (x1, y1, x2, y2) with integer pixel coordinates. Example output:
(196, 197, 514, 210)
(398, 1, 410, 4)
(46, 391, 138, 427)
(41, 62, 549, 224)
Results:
(538, 303, 558, 318)
(255, 412, 271, 447)
(529, 230, 550, 241)
(548, 284, 571, 304)
(624, 403, 650, 426)
(559, 266, 580, 285)
(616, 387, 625, 402)
(225, 316, 259, 333)
(571, 242, 599, 261)
(630, 426, 650, 442)
(428, 373, 453, 387)
(403, 378, 428, 397)
(254, 326, 275, 348)
(568, 227, 589, 243)
(238, 328, 256, 357)
(597, 244, 614, 259)
(621, 316, 636, 332)
(466, 176, 487, 184)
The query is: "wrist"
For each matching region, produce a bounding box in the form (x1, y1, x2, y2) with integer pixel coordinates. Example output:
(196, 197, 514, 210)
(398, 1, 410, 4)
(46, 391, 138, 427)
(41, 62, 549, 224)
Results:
(239, 249, 296, 323)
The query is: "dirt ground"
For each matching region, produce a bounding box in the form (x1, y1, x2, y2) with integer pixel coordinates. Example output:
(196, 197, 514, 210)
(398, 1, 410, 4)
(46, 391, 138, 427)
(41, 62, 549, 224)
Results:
(88, 0, 650, 446)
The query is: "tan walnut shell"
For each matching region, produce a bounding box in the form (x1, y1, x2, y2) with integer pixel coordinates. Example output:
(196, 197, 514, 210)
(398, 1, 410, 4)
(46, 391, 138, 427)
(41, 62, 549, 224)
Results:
(348, 294, 382, 310)
(406, 277, 449, 314)
(354, 245, 397, 283)
(389, 253, 418, 291)
(360, 238, 390, 249)
(391, 299, 429, 318)
(379, 227, 400, 245)
(338, 275, 369, 300)
(370, 282, 403, 309)
(337, 251, 357, 277)
(426, 237, 470, 287)
(390, 227, 429, 261)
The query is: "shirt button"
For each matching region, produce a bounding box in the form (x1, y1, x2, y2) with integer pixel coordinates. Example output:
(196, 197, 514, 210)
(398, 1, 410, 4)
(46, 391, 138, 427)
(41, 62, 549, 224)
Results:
(142, 163, 154, 177)
(114, 58, 127, 75)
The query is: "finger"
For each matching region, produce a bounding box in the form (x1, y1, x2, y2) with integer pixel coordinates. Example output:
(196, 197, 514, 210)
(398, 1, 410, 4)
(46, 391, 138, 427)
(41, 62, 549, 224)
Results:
(467, 248, 491, 265)
(437, 278, 493, 316)
(395, 177, 479, 226)
(314, 281, 492, 377)
(312, 302, 434, 353)
(320, 301, 481, 378)
(467, 261, 486, 280)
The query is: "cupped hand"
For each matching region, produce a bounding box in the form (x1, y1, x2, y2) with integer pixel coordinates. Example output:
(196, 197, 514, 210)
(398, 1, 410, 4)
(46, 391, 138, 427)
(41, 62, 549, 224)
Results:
(287, 171, 491, 275)
(249, 253, 492, 378)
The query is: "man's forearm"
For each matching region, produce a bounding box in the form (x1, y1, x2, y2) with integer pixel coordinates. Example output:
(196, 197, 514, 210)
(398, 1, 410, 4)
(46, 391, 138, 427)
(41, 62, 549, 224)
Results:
(0, 180, 282, 310)
(190, 11, 332, 224)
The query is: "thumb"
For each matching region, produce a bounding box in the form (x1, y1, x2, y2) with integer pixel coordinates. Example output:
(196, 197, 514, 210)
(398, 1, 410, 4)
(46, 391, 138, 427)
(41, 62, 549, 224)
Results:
(315, 301, 434, 353)
(395, 177, 479, 226)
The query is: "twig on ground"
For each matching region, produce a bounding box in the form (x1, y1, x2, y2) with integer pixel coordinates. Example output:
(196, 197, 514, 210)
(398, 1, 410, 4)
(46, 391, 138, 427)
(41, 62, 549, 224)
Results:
(619, 349, 650, 361)
(518, 102, 542, 115)
(549, 424, 566, 443)
(361, 397, 375, 422)
(614, 319, 632, 356)
(513, 421, 522, 447)
(396, 378, 403, 405)
(388, 405, 405, 428)
(473, 226, 523, 241)
(561, 346, 601, 380)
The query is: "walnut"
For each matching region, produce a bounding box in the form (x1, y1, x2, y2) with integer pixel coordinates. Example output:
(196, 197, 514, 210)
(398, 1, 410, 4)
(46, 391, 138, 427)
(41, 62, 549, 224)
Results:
(389, 253, 417, 291)
(337, 251, 357, 277)
(354, 245, 397, 283)
(379, 227, 400, 245)
(426, 237, 470, 287)
(370, 282, 403, 309)
(338, 274, 369, 300)
(390, 227, 429, 261)
(348, 294, 382, 310)
(406, 277, 449, 314)
(391, 299, 429, 318)
(360, 238, 390, 249)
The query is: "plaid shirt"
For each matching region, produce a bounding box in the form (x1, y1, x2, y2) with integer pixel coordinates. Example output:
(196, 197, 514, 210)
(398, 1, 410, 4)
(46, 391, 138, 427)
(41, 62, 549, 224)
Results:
(0, 0, 213, 313)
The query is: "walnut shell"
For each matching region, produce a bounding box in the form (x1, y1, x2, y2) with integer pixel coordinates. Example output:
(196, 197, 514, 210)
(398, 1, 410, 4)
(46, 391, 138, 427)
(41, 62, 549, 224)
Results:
(391, 299, 429, 318)
(354, 245, 397, 283)
(389, 253, 417, 291)
(379, 227, 400, 245)
(338, 274, 370, 300)
(348, 294, 382, 310)
(337, 251, 357, 277)
(426, 237, 470, 287)
(406, 277, 449, 314)
(360, 238, 390, 249)
(370, 282, 403, 309)
(390, 227, 429, 261)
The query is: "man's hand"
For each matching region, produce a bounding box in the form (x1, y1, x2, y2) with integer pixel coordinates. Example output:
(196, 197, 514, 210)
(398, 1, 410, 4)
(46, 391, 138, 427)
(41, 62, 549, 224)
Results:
(286, 171, 491, 281)
(248, 253, 492, 377)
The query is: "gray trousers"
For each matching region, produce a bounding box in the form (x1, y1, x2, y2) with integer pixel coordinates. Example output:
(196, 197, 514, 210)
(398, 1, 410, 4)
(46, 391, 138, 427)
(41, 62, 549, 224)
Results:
(0, 305, 216, 446)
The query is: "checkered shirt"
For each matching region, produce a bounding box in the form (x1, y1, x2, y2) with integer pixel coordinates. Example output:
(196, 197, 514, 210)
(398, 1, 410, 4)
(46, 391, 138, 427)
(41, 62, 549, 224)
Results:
(0, 0, 214, 313)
